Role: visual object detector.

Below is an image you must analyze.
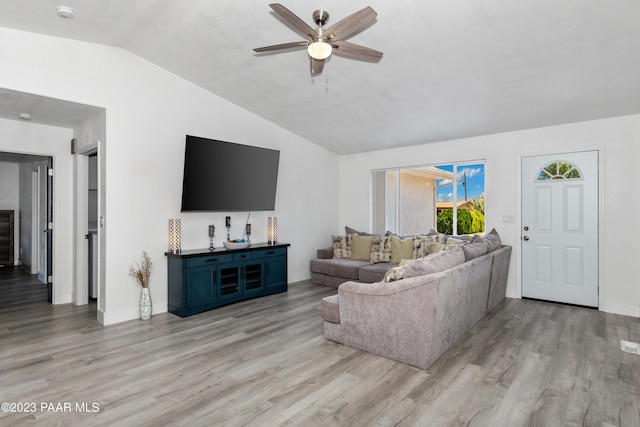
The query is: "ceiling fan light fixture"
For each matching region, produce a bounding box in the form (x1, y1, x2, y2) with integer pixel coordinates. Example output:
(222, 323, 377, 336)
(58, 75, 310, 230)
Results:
(308, 41, 332, 60)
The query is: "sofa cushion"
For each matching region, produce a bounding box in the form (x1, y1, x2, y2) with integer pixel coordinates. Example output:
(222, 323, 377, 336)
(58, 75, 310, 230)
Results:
(370, 235, 392, 264)
(404, 248, 466, 278)
(462, 240, 489, 261)
(332, 235, 352, 259)
(345, 226, 377, 237)
(390, 235, 414, 264)
(310, 258, 369, 280)
(317, 247, 334, 259)
(359, 262, 397, 283)
(321, 294, 340, 324)
(483, 228, 502, 252)
(311, 272, 348, 288)
(351, 234, 374, 261)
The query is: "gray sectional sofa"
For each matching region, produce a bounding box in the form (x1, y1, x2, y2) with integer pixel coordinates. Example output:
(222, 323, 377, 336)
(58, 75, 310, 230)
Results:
(321, 245, 512, 370)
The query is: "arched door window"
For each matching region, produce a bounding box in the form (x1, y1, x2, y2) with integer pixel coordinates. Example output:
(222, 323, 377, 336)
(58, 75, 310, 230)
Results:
(536, 161, 582, 181)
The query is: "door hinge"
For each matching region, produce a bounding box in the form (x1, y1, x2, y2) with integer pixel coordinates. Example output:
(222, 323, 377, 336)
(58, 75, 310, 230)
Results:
(48, 275, 53, 283)
(48, 222, 53, 230)
(48, 168, 53, 177)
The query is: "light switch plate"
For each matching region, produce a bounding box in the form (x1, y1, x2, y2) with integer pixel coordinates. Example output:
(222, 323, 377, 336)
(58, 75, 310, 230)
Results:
(502, 215, 515, 223)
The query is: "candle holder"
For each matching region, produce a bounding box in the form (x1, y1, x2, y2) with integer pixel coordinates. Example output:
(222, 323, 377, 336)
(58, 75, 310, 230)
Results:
(168, 219, 181, 253)
(208, 225, 215, 251)
(245, 224, 252, 243)
(267, 217, 277, 245)
(225, 216, 231, 241)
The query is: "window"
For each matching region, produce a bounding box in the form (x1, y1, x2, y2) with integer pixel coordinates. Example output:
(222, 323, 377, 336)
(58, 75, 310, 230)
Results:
(372, 162, 485, 236)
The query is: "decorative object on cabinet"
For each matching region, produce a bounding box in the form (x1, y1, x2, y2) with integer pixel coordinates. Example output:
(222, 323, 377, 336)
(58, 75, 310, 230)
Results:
(168, 219, 181, 253)
(166, 243, 289, 317)
(268, 217, 278, 244)
(223, 240, 251, 250)
(129, 251, 153, 320)
(209, 224, 215, 251)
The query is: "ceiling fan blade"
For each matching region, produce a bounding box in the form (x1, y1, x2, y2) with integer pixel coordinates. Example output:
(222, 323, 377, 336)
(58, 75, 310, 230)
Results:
(332, 40, 383, 62)
(269, 3, 318, 39)
(310, 57, 325, 76)
(254, 41, 308, 53)
(325, 6, 377, 41)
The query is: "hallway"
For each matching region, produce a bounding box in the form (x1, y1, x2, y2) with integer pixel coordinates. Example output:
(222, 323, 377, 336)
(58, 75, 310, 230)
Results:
(0, 265, 48, 307)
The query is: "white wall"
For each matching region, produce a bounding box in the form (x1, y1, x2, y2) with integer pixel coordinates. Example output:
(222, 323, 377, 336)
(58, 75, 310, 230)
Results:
(0, 160, 19, 264)
(0, 27, 339, 324)
(339, 114, 640, 317)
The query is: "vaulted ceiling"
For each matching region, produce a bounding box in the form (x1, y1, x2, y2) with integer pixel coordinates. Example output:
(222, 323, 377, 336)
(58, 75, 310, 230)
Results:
(1, 0, 639, 154)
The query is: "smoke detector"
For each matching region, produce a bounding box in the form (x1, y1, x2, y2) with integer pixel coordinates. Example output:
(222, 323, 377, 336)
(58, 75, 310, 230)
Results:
(56, 5, 75, 19)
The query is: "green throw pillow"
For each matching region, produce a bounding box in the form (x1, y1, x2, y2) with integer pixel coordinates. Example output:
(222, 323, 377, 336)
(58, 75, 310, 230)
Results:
(390, 235, 414, 264)
(350, 234, 373, 261)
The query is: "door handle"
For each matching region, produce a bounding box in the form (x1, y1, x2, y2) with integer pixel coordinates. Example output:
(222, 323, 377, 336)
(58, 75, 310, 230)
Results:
(523, 236, 530, 241)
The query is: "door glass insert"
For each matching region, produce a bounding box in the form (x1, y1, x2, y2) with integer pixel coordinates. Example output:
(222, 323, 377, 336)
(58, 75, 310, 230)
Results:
(536, 161, 582, 181)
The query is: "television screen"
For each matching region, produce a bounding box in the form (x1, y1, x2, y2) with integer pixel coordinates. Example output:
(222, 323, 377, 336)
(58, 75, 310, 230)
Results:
(181, 136, 280, 212)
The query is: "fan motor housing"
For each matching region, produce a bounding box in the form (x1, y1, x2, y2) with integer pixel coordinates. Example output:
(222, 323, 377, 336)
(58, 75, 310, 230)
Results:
(313, 9, 329, 26)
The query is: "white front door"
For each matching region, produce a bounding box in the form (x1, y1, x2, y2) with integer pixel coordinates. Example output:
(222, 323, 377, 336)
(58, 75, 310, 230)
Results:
(521, 151, 598, 307)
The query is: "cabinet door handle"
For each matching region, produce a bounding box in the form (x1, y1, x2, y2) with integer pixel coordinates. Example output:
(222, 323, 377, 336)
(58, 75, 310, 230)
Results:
(206, 258, 218, 262)
(266, 251, 275, 255)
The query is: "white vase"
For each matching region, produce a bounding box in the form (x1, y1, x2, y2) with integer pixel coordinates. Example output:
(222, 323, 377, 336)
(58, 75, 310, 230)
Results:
(140, 287, 152, 320)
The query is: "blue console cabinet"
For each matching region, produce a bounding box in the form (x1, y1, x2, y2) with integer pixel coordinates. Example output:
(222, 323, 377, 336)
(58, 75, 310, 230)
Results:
(166, 243, 289, 317)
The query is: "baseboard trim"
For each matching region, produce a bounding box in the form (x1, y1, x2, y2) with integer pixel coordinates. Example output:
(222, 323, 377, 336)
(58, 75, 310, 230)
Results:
(603, 301, 640, 318)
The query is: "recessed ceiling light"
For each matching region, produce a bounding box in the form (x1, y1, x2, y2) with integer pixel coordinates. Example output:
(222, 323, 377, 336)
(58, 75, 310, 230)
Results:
(19, 113, 32, 120)
(56, 5, 75, 19)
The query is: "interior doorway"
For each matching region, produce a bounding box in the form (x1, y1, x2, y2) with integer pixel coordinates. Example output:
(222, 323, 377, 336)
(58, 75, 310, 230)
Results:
(0, 152, 52, 305)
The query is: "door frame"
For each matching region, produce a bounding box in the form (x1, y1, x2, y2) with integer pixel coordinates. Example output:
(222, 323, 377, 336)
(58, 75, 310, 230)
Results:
(517, 147, 605, 310)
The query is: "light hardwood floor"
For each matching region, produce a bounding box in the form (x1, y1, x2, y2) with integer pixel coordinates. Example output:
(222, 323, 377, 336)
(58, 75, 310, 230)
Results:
(1, 276, 639, 426)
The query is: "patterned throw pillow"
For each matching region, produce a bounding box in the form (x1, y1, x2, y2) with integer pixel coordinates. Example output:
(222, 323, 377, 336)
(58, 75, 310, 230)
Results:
(332, 235, 352, 259)
(442, 237, 468, 251)
(370, 235, 392, 263)
(413, 234, 446, 258)
(382, 259, 413, 282)
(383, 264, 405, 282)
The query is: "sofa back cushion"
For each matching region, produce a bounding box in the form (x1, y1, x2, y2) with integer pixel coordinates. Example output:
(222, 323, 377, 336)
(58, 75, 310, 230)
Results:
(483, 228, 502, 252)
(404, 248, 466, 278)
(462, 240, 489, 261)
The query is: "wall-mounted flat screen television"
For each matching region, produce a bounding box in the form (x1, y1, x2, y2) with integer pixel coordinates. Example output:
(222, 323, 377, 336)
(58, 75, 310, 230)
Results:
(181, 135, 280, 212)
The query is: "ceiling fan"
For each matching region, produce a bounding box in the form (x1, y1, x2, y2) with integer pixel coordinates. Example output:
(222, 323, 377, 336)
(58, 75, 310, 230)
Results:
(253, 3, 383, 76)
